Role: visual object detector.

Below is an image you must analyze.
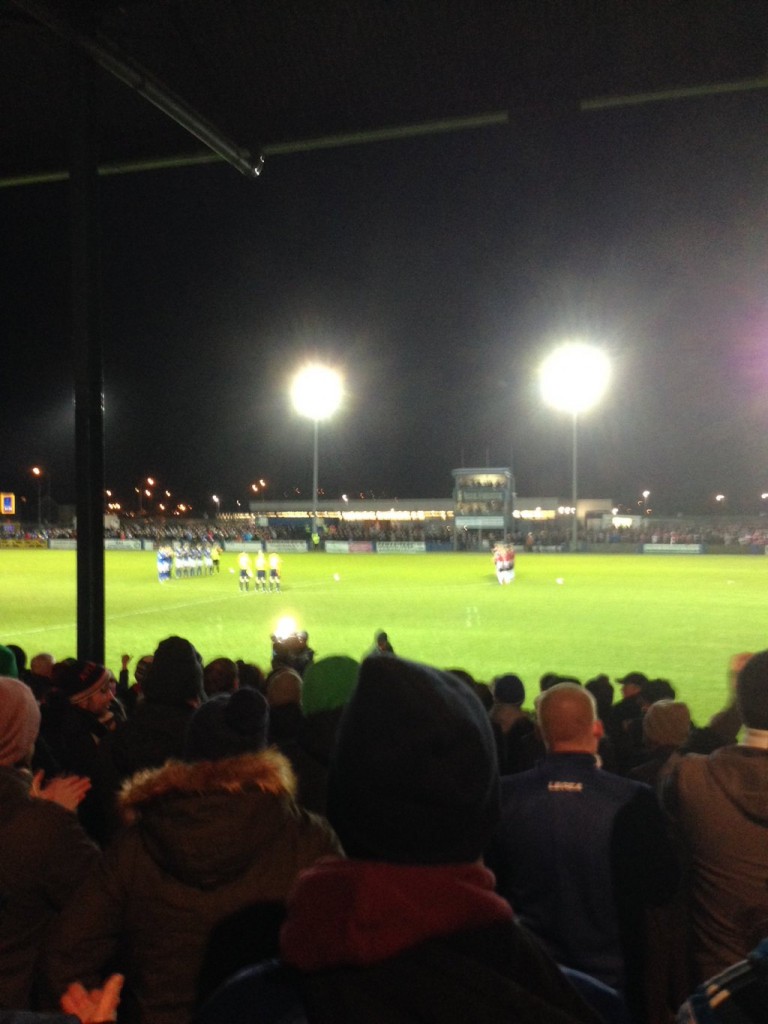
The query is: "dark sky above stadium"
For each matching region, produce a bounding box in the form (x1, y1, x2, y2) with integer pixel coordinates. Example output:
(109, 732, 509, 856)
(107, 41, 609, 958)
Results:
(2, 88, 768, 518)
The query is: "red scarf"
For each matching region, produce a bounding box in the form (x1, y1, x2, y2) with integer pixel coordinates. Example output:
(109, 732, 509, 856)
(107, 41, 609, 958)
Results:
(281, 858, 513, 969)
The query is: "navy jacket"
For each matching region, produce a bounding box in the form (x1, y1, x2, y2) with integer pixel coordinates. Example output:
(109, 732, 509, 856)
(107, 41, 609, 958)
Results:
(487, 753, 679, 1018)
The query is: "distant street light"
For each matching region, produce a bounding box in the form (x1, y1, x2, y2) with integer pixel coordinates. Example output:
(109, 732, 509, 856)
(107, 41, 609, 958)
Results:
(642, 489, 650, 515)
(212, 494, 221, 516)
(291, 364, 343, 539)
(31, 466, 42, 530)
(251, 478, 267, 501)
(136, 476, 155, 515)
(540, 341, 610, 551)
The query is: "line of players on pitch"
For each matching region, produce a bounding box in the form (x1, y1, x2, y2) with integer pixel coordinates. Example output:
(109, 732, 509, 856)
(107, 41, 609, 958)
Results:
(237, 550, 281, 592)
(493, 542, 515, 585)
(156, 542, 222, 582)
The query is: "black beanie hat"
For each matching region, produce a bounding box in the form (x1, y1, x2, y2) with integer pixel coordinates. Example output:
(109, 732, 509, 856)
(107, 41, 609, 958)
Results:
(143, 636, 205, 707)
(326, 655, 500, 865)
(492, 673, 525, 706)
(184, 688, 270, 762)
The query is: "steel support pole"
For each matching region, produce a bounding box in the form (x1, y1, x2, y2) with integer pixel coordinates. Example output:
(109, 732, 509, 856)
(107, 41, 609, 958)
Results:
(71, 43, 105, 662)
(571, 411, 579, 552)
(312, 419, 319, 537)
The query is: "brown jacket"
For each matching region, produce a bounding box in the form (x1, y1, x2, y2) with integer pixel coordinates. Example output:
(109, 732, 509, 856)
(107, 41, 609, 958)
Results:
(0, 767, 99, 1009)
(662, 744, 768, 983)
(47, 750, 341, 1024)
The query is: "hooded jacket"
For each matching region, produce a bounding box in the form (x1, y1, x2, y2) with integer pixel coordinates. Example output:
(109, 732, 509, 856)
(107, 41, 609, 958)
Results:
(194, 859, 603, 1024)
(662, 745, 768, 982)
(46, 750, 341, 1024)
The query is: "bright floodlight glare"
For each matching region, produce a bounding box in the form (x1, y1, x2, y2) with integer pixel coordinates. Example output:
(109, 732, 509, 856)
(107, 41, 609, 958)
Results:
(539, 342, 611, 415)
(291, 364, 343, 421)
(274, 615, 298, 639)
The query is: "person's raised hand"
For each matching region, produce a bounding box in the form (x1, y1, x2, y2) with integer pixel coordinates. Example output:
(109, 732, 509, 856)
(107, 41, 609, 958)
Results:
(33, 772, 92, 811)
(61, 973, 124, 1022)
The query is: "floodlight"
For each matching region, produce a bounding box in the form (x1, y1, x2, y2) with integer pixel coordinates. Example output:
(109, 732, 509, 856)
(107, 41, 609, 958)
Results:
(291, 363, 343, 538)
(274, 615, 299, 640)
(30, 466, 43, 528)
(539, 341, 610, 550)
(539, 342, 610, 415)
(291, 365, 343, 422)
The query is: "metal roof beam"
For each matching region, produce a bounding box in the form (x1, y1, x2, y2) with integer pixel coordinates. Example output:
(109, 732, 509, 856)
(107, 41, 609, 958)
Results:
(9, 0, 264, 179)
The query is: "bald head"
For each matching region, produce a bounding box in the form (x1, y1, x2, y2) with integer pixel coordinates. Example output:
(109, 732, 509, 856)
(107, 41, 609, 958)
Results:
(536, 683, 600, 753)
(30, 653, 54, 678)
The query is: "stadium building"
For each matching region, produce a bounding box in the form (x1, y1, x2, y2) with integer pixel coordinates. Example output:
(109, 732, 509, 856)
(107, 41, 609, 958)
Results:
(245, 467, 616, 550)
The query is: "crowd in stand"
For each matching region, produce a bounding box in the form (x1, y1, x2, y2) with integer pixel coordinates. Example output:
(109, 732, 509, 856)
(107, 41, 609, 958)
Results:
(9, 516, 768, 550)
(1, 632, 767, 1024)
(517, 524, 768, 549)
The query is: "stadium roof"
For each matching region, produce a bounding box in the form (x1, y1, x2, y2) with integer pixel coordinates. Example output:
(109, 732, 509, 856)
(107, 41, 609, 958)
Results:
(3, 1, 767, 187)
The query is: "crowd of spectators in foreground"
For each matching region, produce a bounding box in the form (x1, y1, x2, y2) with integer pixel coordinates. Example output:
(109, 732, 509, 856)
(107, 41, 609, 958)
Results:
(1, 632, 767, 1024)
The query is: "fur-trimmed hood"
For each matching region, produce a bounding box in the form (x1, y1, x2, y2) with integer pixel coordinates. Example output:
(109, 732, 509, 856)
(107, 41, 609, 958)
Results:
(119, 748, 296, 820)
(117, 749, 302, 889)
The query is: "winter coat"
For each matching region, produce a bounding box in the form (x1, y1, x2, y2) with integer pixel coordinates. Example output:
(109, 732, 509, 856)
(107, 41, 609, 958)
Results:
(46, 749, 341, 1024)
(0, 768, 100, 1010)
(661, 745, 768, 983)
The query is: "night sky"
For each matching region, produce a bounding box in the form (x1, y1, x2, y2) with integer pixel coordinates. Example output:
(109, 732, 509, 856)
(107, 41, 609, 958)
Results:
(2, 89, 767, 517)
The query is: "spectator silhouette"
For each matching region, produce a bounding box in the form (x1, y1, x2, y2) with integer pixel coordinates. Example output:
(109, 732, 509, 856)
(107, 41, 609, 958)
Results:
(489, 674, 535, 774)
(41, 662, 122, 846)
(661, 649, 768, 984)
(487, 682, 679, 1023)
(109, 636, 205, 780)
(292, 656, 358, 815)
(0, 676, 99, 1010)
(46, 688, 340, 1024)
(605, 672, 648, 773)
(195, 656, 604, 1024)
(203, 658, 239, 697)
(629, 700, 691, 787)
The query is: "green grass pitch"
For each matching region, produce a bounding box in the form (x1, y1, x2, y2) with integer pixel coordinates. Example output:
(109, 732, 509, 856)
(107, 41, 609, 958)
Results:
(2, 549, 766, 723)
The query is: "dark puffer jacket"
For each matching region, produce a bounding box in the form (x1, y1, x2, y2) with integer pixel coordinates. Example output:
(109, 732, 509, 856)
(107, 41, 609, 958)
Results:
(0, 768, 100, 1010)
(46, 750, 341, 1024)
